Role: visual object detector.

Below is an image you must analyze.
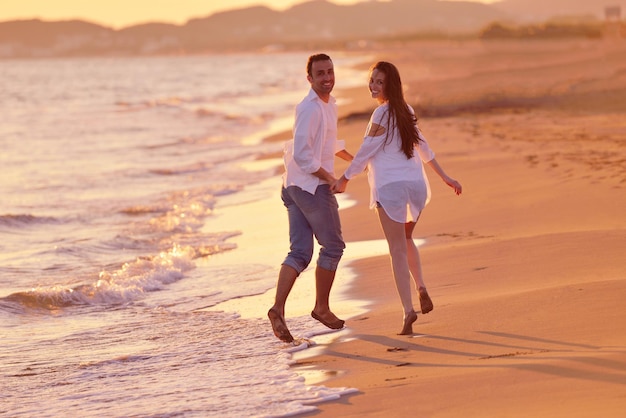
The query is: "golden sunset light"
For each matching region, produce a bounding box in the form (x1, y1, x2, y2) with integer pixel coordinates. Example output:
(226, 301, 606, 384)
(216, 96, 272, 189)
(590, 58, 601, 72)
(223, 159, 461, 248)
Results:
(0, 0, 354, 28)
(0, 0, 498, 28)
(2, 0, 624, 415)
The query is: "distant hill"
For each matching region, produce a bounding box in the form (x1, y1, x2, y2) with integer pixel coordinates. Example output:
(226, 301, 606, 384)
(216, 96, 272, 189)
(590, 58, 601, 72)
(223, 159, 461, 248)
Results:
(493, 0, 626, 22)
(0, 0, 620, 58)
(181, 0, 505, 48)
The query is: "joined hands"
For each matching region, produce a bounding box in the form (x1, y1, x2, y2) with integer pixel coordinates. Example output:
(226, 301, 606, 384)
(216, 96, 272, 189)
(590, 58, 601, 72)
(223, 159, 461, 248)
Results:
(331, 175, 348, 194)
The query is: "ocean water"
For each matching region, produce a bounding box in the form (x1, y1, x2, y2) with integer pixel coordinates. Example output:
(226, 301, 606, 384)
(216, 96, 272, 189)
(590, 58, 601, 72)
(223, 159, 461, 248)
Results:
(0, 52, 382, 417)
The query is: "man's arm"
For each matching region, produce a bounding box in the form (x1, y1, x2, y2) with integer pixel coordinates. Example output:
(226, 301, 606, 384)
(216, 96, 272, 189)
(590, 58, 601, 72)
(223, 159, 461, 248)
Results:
(311, 167, 336, 183)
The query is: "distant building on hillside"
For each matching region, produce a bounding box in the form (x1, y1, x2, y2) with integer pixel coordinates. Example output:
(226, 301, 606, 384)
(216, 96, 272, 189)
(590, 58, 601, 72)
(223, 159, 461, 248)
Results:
(604, 5, 624, 37)
(604, 5, 621, 21)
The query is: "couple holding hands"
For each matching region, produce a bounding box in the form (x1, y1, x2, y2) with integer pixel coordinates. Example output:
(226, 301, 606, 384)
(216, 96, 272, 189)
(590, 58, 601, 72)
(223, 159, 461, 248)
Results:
(268, 53, 462, 343)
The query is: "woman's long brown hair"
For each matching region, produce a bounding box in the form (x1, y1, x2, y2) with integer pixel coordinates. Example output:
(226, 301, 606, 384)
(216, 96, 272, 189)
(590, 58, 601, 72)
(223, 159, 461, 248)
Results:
(372, 61, 421, 159)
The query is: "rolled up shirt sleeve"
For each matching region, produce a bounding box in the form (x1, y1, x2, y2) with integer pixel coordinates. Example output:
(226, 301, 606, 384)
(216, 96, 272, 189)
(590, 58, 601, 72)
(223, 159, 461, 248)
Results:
(335, 139, 346, 153)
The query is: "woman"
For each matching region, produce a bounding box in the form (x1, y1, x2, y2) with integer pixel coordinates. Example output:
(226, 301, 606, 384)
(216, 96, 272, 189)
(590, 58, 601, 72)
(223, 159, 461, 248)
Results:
(333, 61, 462, 335)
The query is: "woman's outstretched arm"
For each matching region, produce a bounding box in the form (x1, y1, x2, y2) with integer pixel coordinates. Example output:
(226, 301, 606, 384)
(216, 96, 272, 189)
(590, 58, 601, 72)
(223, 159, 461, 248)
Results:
(426, 158, 462, 195)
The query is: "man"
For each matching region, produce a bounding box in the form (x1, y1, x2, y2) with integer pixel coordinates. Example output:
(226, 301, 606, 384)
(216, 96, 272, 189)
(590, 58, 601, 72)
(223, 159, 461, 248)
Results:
(268, 53, 353, 343)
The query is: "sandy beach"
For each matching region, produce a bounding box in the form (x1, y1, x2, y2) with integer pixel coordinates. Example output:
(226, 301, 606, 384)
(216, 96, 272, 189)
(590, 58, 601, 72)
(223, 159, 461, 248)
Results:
(269, 39, 626, 417)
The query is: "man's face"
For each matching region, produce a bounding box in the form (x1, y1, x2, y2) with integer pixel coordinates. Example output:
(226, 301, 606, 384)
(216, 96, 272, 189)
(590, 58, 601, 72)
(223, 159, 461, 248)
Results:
(307, 59, 334, 99)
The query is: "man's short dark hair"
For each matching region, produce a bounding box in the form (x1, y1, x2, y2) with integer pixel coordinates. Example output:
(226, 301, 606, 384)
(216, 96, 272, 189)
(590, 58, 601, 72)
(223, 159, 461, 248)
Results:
(307, 53, 332, 76)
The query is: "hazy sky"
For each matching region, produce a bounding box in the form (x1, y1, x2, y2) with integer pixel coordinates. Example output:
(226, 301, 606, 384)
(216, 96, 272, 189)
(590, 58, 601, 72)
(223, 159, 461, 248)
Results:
(0, 0, 498, 28)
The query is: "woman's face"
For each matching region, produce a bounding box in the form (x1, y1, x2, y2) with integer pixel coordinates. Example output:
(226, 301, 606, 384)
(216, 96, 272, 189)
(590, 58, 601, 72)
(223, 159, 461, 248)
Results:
(369, 68, 387, 103)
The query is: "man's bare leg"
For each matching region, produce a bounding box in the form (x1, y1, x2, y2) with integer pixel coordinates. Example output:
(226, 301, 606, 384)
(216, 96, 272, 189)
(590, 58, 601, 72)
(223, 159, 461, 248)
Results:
(311, 266, 344, 329)
(268, 264, 297, 342)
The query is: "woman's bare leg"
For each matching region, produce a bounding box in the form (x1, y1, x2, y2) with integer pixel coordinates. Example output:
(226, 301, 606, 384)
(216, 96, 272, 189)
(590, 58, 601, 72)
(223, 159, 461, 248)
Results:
(377, 207, 416, 334)
(405, 221, 433, 314)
